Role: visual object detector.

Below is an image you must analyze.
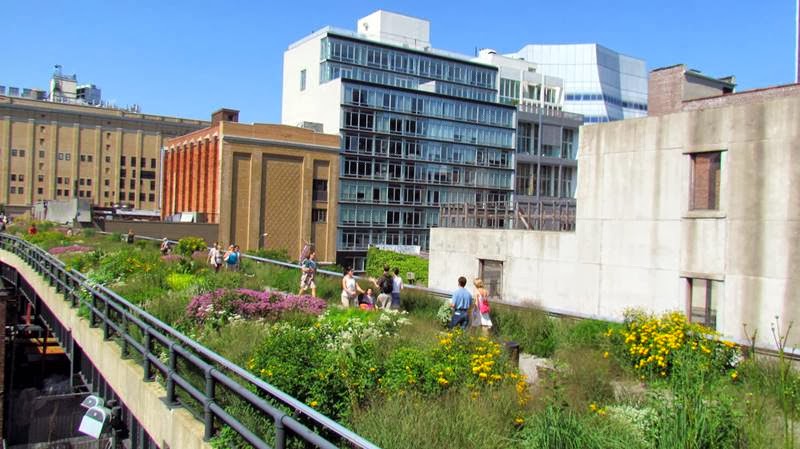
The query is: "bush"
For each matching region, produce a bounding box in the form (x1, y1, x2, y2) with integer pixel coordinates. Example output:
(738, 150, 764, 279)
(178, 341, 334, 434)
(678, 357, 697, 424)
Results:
(246, 248, 291, 263)
(518, 405, 646, 449)
(165, 273, 196, 291)
(185, 289, 327, 328)
(175, 236, 207, 257)
(400, 289, 443, 317)
(613, 309, 740, 378)
(365, 246, 428, 286)
(491, 305, 557, 357)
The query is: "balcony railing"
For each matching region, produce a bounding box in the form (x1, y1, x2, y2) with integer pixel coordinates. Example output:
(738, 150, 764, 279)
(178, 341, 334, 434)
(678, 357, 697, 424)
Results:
(439, 199, 576, 231)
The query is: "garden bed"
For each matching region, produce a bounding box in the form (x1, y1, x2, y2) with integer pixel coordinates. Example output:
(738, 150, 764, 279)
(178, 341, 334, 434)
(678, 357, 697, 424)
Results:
(4, 220, 799, 449)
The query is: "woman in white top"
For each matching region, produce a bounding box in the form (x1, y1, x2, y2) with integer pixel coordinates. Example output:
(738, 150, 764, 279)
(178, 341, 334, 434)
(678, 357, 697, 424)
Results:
(471, 278, 493, 334)
(341, 266, 364, 308)
(207, 242, 223, 273)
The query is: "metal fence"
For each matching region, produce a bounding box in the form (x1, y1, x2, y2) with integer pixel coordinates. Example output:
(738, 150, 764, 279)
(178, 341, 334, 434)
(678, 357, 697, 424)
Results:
(439, 199, 576, 232)
(0, 234, 380, 449)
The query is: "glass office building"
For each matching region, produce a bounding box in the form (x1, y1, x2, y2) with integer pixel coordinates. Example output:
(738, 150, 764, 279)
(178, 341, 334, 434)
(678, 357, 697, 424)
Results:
(506, 44, 647, 123)
(283, 11, 516, 270)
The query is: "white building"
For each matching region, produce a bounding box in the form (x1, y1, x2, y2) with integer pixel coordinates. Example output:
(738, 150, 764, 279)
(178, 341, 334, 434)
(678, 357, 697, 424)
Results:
(506, 44, 647, 123)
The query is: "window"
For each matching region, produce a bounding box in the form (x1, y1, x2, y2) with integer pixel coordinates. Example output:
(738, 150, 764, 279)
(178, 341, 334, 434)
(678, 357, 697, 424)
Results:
(312, 179, 328, 201)
(312, 208, 327, 223)
(39, 150, 45, 158)
(131, 157, 136, 167)
(150, 158, 156, 169)
(10, 174, 16, 181)
(65, 153, 71, 161)
(87, 179, 92, 186)
(299, 69, 307, 91)
(690, 151, 722, 210)
(479, 259, 504, 300)
(9, 187, 16, 194)
(19, 149, 25, 157)
(37, 187, 43, 194)
(148, 193, 155, 202)
(139, 193, 145, 201)
(104, 179, 110, 186)
(38, 175, 44, 182)
(120, 156, 126, 165)
(130, 179, 135, 189)
(128, 192, 135, 201)
(104, 191, 109, 198)
(57, 189, 62, 196)
(57, 153, 64, 160)
(150, 180, 156, 190)
(105, 156, 111, 163)
(11, 149, 17, 157)
(544, 88, 557, 103)
(79, 179, 85, 186)
(686, 278, 720, 329)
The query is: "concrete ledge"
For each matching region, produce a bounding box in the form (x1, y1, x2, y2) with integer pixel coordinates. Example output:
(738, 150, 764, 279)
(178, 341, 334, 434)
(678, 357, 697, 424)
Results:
(0, 249, 212, 449)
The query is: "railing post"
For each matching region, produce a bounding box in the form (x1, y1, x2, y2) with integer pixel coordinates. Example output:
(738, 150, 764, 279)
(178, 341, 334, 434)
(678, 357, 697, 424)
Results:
(275, 416, 286, 449)
(203, 369, 216, 441)
(102, 295, 110, 340)
(143, 327, 152, 382)
(89, 293, 98, 327)
(121, 312, 129, 357)
(165, 344, 177, 405)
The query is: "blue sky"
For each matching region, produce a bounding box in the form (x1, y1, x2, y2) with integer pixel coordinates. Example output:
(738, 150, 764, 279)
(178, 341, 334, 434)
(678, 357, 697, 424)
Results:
(2, 1, 795, 123)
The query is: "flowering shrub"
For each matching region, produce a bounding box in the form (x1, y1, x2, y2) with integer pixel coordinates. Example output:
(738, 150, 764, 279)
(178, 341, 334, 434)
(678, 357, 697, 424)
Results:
(175, 236, 207, 257)
(611, 309, 740, 377)
(165, 273, 195, 291)
(185, 288, 326, 327)
(49, 245, 93, 255)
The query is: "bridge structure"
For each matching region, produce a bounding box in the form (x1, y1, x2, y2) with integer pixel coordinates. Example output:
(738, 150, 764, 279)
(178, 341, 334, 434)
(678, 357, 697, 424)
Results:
(0, 234, 381, 449)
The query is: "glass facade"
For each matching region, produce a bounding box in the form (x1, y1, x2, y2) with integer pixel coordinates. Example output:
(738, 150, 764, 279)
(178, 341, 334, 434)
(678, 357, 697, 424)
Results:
(321, 34, 515, 266)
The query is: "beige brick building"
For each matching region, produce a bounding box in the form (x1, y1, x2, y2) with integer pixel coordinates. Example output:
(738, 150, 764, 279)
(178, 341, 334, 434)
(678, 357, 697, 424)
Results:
(0, 95, 208, 213)
(162, 112, 340, 262)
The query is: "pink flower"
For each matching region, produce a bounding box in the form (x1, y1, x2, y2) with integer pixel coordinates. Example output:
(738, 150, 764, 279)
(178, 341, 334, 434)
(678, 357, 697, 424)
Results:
(185, 288, 327, 323)
(49, 245, 93, 255)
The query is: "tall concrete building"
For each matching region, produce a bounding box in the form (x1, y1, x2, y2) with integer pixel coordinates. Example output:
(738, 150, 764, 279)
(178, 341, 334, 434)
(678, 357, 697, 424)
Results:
(162, 110, 340, 262)
(283, 10, 516, 270)
(0, 95, 207, 213)
(506, 44, 648, 123)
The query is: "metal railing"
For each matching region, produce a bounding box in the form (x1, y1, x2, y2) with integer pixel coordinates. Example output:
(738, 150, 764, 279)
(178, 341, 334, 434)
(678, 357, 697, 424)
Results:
(0, 234, 380, 449)
(439, 199, 576, 232)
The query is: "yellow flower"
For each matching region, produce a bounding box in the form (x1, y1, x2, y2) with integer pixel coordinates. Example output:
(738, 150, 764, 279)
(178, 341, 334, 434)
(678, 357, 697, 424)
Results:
(479, 372, 488, 379)
(310, 400, 318, 407)
(602, 351, 609, 359)
(731, 371, 739, 381)
(514, 417, 525, 425)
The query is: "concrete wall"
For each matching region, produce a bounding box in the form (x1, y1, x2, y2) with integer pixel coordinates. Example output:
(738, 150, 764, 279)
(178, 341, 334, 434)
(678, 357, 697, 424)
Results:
(0, 250, 212, 449)
(102, 220, 219, 244)
(430, 91, 800, 348)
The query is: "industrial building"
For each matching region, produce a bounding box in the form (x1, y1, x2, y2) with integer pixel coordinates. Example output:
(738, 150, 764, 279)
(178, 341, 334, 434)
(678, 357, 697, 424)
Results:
(161, 110, 340, 262)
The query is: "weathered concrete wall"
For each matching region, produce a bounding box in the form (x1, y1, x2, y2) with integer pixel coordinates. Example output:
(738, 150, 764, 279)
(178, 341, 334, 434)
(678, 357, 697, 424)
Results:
(102, 220, 219, 244)
(0, 250, 212, 449)
(431, 92, 800, 348)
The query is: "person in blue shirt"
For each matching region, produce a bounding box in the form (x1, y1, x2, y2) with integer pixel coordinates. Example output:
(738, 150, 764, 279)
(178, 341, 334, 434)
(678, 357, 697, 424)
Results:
(299, 250, 318, 297)
(448, 276, 473, 330)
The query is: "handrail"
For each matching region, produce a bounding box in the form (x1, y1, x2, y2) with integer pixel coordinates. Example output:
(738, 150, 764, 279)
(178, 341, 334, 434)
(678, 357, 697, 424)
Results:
(0, 233, 380, 449)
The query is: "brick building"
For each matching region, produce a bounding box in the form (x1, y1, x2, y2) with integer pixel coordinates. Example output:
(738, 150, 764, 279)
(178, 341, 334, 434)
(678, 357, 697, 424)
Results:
(0, 95, 208, 213)
(162, 111, 340, 261)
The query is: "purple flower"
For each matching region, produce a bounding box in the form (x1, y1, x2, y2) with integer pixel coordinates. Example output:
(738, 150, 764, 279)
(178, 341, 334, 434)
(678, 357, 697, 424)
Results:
(185, 288, 327, 323)
(49, 245, 93, 255)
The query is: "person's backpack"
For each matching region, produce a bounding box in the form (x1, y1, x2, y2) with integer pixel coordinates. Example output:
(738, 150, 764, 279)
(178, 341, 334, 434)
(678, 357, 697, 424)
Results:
(380, 275, 393, 294)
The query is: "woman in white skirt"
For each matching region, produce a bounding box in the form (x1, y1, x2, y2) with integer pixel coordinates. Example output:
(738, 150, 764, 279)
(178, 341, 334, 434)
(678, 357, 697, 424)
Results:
(471, 278, 493, 334)
(341, 266, 364, 307)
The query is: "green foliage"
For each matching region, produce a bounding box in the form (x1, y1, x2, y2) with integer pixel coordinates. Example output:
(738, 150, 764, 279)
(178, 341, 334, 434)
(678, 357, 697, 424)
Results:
(109, 232, 122, 243)
(400, 289, 442, 317)
(365, 246, 428, 286)
(82, 228, 96, 238)
(175, 236, 207, 257)
(560, 319, 622, 349)
(518, 405, 647, 449)
(491, 305, 557, 357)
(352, 388, 522, 449)
(246, 248, 291, 263)
(165, 273, 196, 291)
(24, 230, 70, 249)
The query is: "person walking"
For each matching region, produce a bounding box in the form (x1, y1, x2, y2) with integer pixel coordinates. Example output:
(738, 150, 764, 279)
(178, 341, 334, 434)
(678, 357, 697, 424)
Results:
(160, 238, 170, 255)
(28, 223, 38, 235)
(471, 278, 493, 334)
(223, 244, 239, 271)
(341, 266, 363, 308)
(448, 276, 473, 330)
(299, 249, 318, 297)
(370, 265, 394, 309)
(391, 267, 404, 310)
(125, 229, 135, 244)
(208, 242, 223, 273)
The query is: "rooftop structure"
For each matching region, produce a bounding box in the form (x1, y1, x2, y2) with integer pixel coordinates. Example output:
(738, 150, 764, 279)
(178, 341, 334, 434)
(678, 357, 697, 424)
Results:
(506, 44, 648, 123)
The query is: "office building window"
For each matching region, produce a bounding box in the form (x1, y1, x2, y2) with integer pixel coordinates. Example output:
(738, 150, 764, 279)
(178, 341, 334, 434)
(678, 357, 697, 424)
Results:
(312, 208, 327, 223)
(524, 84, 541, 101)
(690, 151, 722, 210)
(561, 129, 576, 159)
(300, 69, 307, 91)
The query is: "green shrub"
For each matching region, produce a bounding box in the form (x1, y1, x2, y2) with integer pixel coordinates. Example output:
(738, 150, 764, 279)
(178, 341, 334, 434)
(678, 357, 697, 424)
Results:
(109, 232, 122, 243)
(24, 230, 70, 249)
(400, 289, 442, 317)
(82, 228, 96, 238)
(518, 405, 646, 449)
(560, 319, 622, 349)
(165, 273, 196, 291)
(175, 236, 207, 257)
(491, 305, 557, 357)
(365, 246, 428, 286)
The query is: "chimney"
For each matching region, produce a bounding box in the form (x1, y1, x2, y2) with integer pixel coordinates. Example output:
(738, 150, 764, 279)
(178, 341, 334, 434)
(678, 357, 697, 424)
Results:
(211, 108, 239, 125)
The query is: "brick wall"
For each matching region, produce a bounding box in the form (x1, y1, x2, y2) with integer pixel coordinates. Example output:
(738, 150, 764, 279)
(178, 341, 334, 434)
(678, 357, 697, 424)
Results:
(682, 83, 800, 111)
(647, 65, 686, 116)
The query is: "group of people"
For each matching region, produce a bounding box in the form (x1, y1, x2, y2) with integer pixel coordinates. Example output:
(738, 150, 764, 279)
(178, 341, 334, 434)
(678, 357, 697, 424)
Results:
(207, 242, 241, 272)
(339, 264, 403, 310)
(448, 276, 493, 333)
